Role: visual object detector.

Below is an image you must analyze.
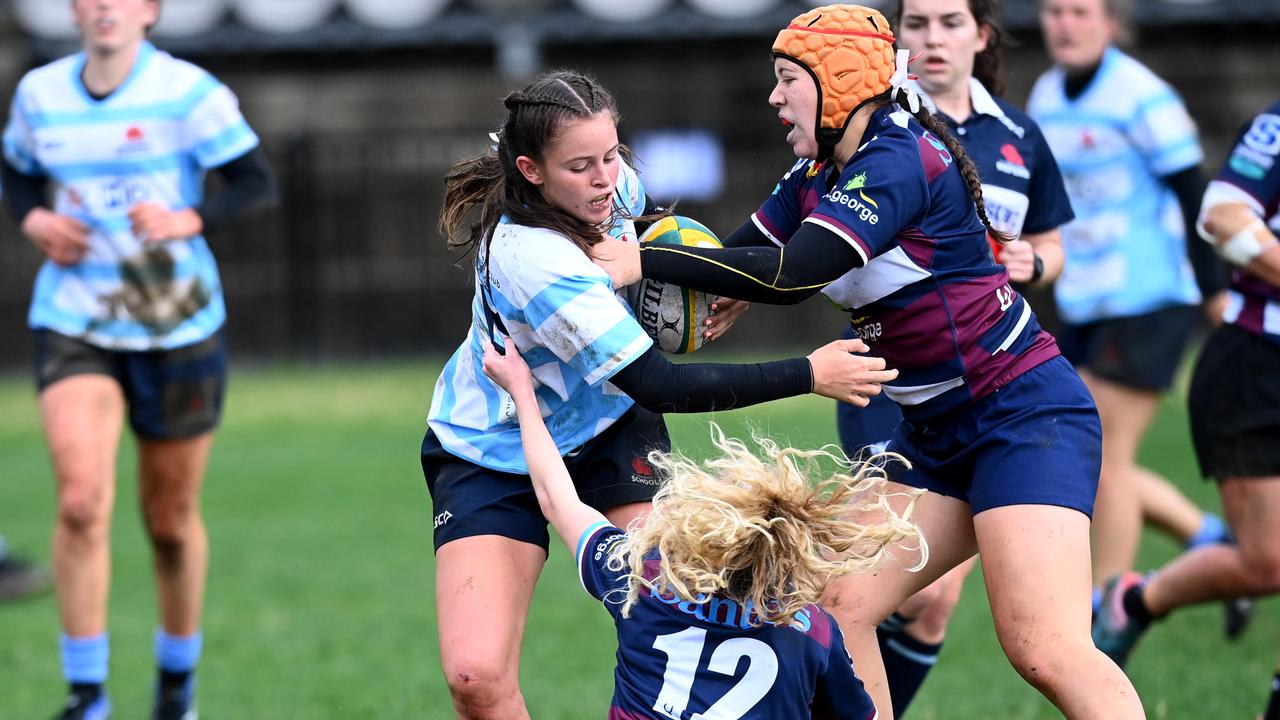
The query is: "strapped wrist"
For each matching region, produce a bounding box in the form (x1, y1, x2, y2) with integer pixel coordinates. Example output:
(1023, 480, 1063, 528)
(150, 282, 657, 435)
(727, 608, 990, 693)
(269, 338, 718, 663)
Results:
(1030, 254, 1045, 284)
(1219, 220, 1275, 266)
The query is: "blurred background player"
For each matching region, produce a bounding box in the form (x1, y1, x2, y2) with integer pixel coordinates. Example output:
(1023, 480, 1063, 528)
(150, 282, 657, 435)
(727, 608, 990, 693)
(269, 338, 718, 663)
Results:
(0, 532, 52, 602)
(482, 334, 921, 720)
(1028, 0, 1244, 628)
(839, 0, 1072, 715)
(592, 5, 1143, 716)
(1092, 97, 1280, 718)
(0, 1, 276, 717)
(428, 68, 895, 720)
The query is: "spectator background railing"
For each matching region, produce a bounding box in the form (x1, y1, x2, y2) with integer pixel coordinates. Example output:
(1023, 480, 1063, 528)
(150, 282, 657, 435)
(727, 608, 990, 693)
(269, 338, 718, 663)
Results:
(1, 0, 1277, 368)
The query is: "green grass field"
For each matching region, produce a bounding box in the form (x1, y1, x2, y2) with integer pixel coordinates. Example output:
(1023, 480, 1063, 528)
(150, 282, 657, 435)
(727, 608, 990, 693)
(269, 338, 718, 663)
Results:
(0, 358, 1276, 718)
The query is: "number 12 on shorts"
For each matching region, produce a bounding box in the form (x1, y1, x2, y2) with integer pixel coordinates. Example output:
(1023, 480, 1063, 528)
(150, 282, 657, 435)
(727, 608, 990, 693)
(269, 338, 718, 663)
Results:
(651, 627, 779, 719)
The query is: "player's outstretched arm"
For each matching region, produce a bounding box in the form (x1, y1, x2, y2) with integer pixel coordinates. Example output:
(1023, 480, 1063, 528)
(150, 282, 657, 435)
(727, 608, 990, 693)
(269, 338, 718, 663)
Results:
(482, 338, 608, 551)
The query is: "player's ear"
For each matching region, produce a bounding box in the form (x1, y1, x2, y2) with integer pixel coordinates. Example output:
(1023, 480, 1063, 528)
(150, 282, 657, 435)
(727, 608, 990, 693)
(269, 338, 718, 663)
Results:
(515, 156, 543, 186)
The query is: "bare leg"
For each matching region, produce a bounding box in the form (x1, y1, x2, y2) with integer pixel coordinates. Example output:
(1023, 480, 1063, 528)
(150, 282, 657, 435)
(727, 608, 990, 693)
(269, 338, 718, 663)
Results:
(977, 504, 1144, 718)
(899, 558, 977, 644)
(1083, 372, 1161, 583)
(1135, 467, 1205, 544)
(1144, 476, 1280, 614)
(42, 376, 126, 637)
(823, 485, 978, 719)
(436, 535, 546, 720)
(138, 434, 215, 635)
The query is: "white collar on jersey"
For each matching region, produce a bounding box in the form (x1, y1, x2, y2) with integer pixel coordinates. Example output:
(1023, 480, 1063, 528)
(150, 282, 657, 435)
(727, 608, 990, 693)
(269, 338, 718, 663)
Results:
(902, 77, 1004, 119)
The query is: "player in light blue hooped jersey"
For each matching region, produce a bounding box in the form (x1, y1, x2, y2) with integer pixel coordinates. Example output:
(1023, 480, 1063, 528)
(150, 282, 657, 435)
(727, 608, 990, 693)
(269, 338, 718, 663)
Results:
(481, 336, 917, 720)
(427, 69, 894, 719)
(0, 2, 275, 718)
(1028, 0, 1241, 634)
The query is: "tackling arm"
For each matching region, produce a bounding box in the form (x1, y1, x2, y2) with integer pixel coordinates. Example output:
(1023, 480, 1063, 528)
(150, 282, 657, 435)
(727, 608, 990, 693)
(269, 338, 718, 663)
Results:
(482, 339, 607, 553)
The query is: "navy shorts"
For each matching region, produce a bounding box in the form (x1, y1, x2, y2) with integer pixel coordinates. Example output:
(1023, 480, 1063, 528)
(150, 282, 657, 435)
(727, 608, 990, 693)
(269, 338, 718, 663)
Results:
(422, 405, 670, 552)
(33, 328, 227, 440)
(1188, 324, 1280, 480)
(835, 327, 905, 455)
(836, 392, 903, 456)
(1056, 304, 1197, 391)
(887, 356, 1102, 517)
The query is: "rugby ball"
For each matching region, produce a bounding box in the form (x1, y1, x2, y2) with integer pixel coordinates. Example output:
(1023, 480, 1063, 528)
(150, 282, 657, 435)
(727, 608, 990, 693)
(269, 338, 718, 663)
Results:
(631, 216, 722, 354)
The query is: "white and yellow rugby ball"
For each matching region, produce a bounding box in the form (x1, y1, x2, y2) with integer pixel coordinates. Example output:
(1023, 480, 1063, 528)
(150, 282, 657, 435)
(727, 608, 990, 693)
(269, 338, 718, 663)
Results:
(632, 216, 722, 354)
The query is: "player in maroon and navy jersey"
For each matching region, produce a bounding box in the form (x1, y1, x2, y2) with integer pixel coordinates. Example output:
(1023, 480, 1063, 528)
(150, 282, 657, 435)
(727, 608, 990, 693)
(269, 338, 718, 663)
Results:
(592, 5, 1143, 718)
(481, 336, 923, 720)
(1092, 98, 1280, 719)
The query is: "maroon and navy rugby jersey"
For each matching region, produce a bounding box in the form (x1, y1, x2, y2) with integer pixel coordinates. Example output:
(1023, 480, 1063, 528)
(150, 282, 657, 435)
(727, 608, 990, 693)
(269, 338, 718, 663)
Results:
(1199, 99, 1280, 345)
(751, 105, 1060, 420)
(576, 522, 877, 720)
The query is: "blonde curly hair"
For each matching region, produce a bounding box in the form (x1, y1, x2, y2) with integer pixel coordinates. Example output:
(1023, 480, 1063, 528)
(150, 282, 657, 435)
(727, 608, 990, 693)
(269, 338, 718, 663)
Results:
(609, 425, 927, 626)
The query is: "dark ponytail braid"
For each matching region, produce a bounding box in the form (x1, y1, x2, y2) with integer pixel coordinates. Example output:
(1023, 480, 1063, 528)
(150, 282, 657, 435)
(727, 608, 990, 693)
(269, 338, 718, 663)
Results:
(890, 87, 1012, 244)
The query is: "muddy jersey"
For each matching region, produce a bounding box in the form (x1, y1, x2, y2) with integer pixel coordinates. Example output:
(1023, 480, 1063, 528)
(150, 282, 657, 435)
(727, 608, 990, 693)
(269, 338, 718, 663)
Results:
(752, 105, 1059, 421)
(577, 523, 877, 720)
(427, 161, 651, 472)
(3, 42, 259, 350)
(1199, 99, 1280, 344)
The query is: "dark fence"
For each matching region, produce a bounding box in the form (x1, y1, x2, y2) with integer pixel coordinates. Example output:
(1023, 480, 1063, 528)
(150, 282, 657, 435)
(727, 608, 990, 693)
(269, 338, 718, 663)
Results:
(0, 124, 848, 369)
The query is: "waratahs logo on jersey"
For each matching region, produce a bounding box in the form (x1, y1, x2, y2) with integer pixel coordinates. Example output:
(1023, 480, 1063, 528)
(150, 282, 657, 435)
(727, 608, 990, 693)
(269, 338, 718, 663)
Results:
(843, 171, 879, 208)
(922, 131, 953, 166)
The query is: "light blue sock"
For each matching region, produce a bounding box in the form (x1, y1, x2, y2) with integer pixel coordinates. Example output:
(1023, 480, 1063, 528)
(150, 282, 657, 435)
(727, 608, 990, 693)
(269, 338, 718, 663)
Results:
(1092, 586, 1104, 614)
(155, 629, 203, 673)
(61, 633, 109, 684)
(1187, 513, 1231, 549)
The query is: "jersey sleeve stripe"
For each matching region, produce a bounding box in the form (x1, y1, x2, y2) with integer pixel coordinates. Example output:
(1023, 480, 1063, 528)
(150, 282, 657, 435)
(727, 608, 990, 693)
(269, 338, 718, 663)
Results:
(578, 319, 653, 386)
(576, 521, 613, 594)
(751, 212, 787, 247)
(802, 215, 871, 265)
(193, 121, 259, 168)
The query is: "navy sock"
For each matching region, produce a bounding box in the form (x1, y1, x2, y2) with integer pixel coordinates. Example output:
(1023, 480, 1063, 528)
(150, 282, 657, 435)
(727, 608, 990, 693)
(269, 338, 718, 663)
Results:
(69, 682, 103, 703)
(877, 623, 943, 718)
(1264, 672, 1280, 720)
(1122, 584, 1155, 624)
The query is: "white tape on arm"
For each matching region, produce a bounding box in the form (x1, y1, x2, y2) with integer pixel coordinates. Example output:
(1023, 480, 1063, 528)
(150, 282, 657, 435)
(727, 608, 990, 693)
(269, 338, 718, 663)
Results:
(1218, 219, 1274, 266)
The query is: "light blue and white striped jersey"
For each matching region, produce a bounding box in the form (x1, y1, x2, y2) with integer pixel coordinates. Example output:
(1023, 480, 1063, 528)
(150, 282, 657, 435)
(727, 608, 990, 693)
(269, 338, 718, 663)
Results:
(428, 160, 652, 473)
(1028, 47, 1203, 324)
(3, 41, 259, 350)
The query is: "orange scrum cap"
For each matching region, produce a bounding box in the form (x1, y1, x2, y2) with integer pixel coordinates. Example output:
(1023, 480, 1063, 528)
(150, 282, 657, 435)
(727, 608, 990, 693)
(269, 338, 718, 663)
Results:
(773, 5, 897, 159)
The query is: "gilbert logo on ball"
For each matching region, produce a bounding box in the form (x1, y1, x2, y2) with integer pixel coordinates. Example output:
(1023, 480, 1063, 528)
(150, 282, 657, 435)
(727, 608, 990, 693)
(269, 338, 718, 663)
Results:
(632, 216, 722, 354)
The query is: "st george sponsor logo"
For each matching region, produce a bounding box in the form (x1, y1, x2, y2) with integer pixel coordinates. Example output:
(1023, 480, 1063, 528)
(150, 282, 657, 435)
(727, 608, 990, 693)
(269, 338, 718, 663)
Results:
(826, 173, 880, 224)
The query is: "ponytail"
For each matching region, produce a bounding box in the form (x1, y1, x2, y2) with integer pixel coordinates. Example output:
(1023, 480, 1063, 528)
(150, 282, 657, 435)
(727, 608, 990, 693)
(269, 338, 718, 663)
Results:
(890, 87, 1012, 244)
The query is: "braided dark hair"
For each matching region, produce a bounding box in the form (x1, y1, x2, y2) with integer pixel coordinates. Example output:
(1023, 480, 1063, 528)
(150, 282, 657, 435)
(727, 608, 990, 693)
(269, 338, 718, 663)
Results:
(440, 69, 629, 263)
(889, 87, 1012, 243)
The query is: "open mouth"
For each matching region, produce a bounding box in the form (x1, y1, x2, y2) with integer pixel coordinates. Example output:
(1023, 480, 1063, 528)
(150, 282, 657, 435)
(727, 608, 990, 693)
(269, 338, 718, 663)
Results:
(587, 193, 612, 214)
